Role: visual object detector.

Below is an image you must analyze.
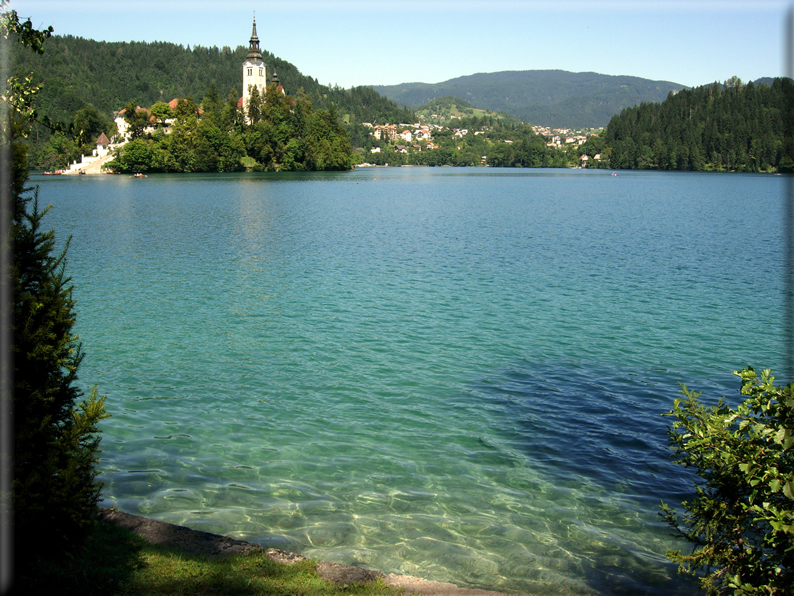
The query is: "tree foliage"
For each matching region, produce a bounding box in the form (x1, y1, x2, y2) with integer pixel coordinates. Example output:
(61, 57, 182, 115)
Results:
(662, 367, 794, 594)
(604, 78, 793, 172)
(2, 2, 109, 571)
(112, 84, 354, 173)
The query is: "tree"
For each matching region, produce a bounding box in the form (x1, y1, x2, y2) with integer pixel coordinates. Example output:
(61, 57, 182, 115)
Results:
(200, 83, 223, 127)
(173, 96, 199, 120)
(112, 138, 159, 173)
(122, 99, 149, 140)
(223, 86, 242, 132)
(661, 367, 794, 594)
(71, 105, 106, 149)
(246, 84, 262, 125)
(37, 131, 76, 170)
(2, 2, 109, 577)
(149, 101, 173, 128)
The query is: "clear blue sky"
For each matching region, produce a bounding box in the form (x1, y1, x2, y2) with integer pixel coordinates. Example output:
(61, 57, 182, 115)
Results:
(9, 0, 792, 89)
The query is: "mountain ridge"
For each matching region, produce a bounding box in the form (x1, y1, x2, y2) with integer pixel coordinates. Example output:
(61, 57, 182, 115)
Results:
(371, 69, 687, 128)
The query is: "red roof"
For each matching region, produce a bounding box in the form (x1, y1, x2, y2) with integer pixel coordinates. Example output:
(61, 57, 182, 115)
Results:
(167, 98, 204, 115)
(118, 106, 150, 116)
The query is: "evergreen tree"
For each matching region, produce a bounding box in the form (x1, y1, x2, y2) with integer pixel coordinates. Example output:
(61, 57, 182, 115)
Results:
(603, 78, 792, 172)
(246, 84, 262, 125)
(1, 3, 109, 577)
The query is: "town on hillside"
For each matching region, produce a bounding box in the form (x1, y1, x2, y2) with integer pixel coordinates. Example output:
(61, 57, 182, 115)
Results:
(352, 118, 603, 169)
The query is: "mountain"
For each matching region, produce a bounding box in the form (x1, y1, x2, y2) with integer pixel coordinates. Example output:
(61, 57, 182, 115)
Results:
(372, 70, 687, 128)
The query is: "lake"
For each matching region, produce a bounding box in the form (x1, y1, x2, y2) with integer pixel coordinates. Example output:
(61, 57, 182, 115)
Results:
(35, 167, 786, 595)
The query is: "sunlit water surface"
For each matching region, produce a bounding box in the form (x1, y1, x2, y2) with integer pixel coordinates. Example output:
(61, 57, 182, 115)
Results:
(37, 168, 786, 595)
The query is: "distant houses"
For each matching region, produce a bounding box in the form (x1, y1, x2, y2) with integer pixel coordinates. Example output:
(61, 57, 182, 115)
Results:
(114, 98, 205, 141)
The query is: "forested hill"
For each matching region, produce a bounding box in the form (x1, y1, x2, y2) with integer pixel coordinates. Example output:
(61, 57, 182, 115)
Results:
(10, 33, 413, 127)
(372, 70, 686, 128)
(584, 77, 794, 172)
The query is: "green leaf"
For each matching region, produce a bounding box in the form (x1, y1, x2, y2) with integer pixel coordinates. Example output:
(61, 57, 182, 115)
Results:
(784, 482, 794, 501)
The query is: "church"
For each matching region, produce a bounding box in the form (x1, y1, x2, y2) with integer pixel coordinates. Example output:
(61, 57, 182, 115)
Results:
(115, 16, 285, 141)
(238, 15, 285, 116)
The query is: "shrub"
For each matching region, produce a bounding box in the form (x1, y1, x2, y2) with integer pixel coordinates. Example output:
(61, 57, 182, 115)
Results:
(662, 367, 794, 594)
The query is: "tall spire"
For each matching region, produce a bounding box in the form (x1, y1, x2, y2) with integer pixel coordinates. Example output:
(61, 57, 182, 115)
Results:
(247, 13, 262, 60)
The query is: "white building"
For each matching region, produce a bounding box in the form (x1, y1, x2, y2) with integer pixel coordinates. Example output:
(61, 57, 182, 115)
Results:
(241, 16, 267, 118)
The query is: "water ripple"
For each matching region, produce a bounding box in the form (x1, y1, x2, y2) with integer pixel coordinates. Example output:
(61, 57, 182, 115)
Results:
(37, 169, 785, 595)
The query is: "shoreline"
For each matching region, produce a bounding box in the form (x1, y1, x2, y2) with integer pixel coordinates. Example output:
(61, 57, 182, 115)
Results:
(98, 508, 513, 596)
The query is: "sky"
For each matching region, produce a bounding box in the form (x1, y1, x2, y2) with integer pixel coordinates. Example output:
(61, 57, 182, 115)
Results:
(7, 0, 793, 90)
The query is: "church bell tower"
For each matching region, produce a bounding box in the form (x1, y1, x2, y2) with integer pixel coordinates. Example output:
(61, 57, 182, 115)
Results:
(242, 15, 267, 117)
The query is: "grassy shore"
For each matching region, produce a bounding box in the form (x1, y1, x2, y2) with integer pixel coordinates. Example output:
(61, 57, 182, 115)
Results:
(17, 519, 403, 596)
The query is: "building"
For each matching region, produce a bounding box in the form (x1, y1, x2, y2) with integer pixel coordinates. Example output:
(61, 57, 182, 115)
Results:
(96, 133, 110, 157)
(241, 16, 267, 117)
(237, 16, 286, 116)
(114, 105, 151, 141)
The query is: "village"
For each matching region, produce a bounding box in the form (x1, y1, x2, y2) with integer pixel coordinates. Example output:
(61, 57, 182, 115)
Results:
(355, 115, 603, 168)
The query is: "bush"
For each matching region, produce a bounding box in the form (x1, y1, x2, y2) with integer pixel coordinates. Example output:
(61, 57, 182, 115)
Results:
(662, 367, 794, 594)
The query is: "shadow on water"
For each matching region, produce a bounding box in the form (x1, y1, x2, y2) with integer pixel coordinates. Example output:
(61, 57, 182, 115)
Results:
(459, 360, 734, 595)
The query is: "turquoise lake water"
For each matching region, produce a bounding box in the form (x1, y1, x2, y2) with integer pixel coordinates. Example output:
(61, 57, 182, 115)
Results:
(36, 167, 786, 595)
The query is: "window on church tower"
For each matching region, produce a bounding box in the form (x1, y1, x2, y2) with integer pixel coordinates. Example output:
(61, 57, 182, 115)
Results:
(247, 68, 252, 76)
(259, 68, 263, 77)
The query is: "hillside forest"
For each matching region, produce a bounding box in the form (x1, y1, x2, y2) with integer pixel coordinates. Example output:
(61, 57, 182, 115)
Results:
(589, 76, 794, 173)
(11, 31, 794, 173)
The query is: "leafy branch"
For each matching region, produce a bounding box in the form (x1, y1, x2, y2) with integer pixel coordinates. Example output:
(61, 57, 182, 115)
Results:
(662, 367, 794, 595)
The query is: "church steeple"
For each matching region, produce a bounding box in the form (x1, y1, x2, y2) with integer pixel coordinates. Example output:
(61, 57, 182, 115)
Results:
(247, 15, 262, 60)
(242, 13, 267, 123)
(271, 69, 286, 95)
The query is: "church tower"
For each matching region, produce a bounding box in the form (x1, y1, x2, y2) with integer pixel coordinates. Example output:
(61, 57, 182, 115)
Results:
(242, 15, 267, 116)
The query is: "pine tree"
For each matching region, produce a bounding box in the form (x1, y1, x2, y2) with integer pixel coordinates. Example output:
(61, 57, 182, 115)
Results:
(2, 2, 109, 573)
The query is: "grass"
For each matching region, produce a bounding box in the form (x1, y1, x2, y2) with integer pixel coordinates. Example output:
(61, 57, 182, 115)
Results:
(240, 156, 258, 169)
(17, 520, 405, 596)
